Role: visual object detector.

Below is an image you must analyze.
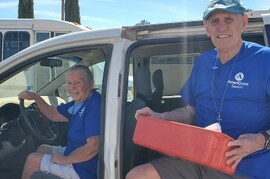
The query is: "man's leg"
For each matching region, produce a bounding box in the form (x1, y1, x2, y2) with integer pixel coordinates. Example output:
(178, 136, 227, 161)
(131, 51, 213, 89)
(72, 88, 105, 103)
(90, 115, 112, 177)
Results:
(126, 163, 161, 179)
(126, 155, 248, 179)
(201, 166, 248, 179)
(126, 156, 202, 179)
(21, 152, 44, 179)
(151, 156, 202, 179)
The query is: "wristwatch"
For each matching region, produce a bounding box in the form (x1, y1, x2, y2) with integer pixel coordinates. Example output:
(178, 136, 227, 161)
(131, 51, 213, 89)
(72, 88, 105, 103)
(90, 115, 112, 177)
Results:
(261, 131, 270, 149)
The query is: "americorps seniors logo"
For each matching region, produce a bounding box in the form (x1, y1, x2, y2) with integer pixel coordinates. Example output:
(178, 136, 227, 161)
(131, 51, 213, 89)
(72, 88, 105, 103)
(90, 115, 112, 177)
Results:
(227, 72, 249, 89)
(79, 107, 85, 117)
(235, 72, 244, 81)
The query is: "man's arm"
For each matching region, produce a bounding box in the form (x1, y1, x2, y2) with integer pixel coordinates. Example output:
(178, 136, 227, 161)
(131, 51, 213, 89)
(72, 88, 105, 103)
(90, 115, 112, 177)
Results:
(225, 131, 268, 169)
(135, 105, 196, 125)
(159, 105, 196, 125)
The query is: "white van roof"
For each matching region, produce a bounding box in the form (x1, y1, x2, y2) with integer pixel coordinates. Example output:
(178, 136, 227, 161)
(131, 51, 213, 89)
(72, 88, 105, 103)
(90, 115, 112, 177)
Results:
(246, 10, 270, 18)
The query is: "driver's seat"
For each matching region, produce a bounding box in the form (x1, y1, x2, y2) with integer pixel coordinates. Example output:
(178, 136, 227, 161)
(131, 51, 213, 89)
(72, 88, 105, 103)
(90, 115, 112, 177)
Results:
(30, 172, 62, 179)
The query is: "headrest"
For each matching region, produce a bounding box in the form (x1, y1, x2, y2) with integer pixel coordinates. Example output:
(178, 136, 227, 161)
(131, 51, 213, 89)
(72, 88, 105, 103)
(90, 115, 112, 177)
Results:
(153, 69, 164, 90)
(134, 67, 152, 97)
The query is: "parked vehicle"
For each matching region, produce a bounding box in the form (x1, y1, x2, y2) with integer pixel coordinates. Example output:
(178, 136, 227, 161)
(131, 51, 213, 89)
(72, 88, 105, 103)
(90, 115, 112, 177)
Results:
(0, 19, 90, 62)
(0, 11, 269, 179)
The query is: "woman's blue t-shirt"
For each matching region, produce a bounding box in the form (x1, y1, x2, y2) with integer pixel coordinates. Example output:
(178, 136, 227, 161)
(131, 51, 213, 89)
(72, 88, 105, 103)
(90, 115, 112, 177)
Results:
(57, 90, 101, 179)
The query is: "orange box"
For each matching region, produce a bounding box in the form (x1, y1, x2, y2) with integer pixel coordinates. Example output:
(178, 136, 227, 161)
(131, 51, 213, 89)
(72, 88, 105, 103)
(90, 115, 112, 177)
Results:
(133, 115, 236, 174)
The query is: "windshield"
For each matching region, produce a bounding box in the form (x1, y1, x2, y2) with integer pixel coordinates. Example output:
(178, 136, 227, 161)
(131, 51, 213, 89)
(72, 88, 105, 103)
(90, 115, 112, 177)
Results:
(0, 45, 109, 103)
(0, 56, 80, 98)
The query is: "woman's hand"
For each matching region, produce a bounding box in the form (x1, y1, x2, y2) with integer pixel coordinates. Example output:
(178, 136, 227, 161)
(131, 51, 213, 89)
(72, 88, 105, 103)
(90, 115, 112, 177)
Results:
(18, 90, 37, 100)
(225, 133, 265, 169)
(51, 152, 67, 165)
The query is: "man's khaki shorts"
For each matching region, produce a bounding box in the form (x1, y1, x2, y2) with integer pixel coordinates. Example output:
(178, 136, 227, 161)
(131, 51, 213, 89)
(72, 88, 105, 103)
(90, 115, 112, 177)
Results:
(151, 155, 247, 179)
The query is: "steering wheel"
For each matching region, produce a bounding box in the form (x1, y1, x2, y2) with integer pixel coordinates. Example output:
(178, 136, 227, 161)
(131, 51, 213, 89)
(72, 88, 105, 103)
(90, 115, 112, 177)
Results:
(19, 99, 58, 143)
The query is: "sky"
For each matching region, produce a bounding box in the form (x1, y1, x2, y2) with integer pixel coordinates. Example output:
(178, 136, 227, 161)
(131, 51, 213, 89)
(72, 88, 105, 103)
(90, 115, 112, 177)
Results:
(0, 0, 269, 29)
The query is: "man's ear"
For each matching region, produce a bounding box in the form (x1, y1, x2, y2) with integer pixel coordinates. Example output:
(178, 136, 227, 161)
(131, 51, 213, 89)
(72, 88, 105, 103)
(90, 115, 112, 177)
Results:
(203, 21, 210, 37)
(242, 14, 249, 31)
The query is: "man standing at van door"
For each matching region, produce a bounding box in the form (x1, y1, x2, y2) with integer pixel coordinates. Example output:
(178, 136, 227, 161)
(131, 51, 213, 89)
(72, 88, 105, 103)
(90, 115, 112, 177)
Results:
(126, 0, 270, 179)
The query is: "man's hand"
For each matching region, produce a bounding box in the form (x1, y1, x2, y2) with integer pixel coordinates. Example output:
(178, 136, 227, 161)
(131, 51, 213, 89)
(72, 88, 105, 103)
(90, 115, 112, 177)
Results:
(135, 107, 157, 119)
(225, 133, 264, 169)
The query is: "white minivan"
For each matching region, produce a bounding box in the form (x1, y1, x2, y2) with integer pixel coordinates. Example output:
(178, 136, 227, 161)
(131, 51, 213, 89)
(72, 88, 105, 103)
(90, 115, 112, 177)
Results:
(0, 12, 269, 179)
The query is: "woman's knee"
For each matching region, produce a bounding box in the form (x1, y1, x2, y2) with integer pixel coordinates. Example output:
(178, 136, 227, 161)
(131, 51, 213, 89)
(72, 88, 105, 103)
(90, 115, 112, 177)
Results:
(37, 144, 52, 153)
(25, 152, 44, 167)
(26, 153, 36, 163)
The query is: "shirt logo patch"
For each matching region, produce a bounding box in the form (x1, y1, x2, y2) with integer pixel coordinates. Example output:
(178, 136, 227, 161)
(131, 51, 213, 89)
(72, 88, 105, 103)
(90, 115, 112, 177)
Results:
(227, 72, 249, 89)
(235, 72, 244, 81)
(79, 107, 85, 117)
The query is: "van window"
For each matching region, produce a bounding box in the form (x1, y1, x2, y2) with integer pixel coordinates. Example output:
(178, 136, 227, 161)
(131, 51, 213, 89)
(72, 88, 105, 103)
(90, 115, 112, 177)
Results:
(36, 32, 50, 43)
(0, 32, 2, 62)
(91, 61, 105, 90)
(3, 31, 30, 60)
(126, 36, 214, 104)
(265, 24, 270, 46)
(0, 45, 110, 101)
(55, 32, 67, 37)
(150, 54, 198, 96)
(0, 57, 77, 98)
(36, 32, 68, 43)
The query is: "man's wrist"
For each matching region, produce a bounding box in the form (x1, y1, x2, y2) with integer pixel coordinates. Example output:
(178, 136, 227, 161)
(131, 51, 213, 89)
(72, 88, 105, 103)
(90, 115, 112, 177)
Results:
(260, 131, 270, 149)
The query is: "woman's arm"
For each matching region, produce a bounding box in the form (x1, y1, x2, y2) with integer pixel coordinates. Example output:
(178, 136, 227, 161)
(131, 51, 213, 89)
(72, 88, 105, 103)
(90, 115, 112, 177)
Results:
(18, 90, 68, 122)
(51, 136, 99, 165)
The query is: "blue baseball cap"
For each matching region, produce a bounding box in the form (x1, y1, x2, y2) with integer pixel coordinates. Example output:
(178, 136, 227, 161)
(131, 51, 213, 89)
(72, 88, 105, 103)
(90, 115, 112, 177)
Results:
(203, 0, 246, 21)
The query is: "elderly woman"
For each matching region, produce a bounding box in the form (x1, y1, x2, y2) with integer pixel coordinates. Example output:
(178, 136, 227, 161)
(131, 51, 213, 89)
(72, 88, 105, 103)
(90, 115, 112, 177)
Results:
(19, 65, 100, 179)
